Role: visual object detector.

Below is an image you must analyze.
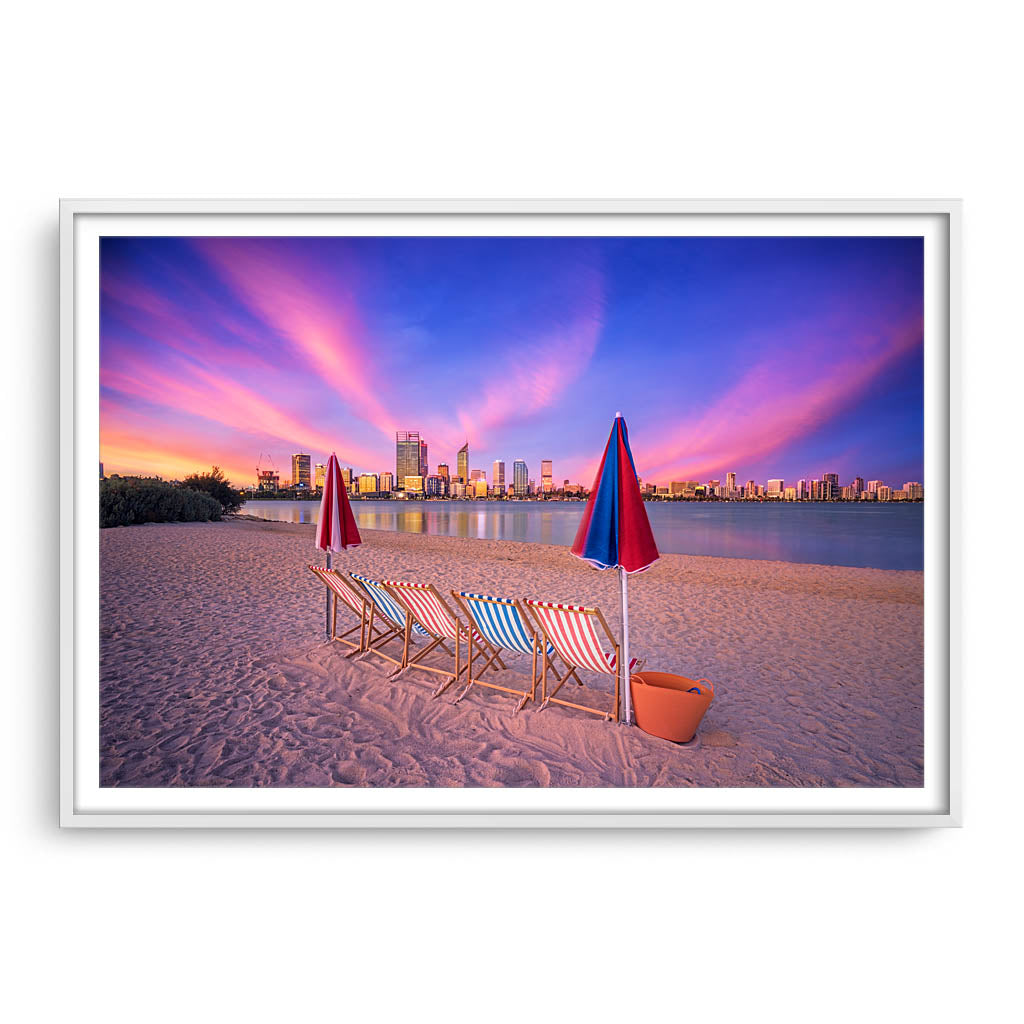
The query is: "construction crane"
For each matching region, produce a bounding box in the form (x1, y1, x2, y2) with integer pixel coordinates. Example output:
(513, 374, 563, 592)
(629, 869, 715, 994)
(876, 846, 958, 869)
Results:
(256, 452, 279, 491)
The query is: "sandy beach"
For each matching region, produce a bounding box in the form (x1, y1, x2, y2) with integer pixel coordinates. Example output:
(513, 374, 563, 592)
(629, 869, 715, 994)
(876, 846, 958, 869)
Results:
(99, 519, 924, 788)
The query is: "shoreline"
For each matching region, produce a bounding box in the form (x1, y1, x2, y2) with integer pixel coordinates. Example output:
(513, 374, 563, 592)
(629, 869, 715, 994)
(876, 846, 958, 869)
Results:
(100, 521, 924, 788)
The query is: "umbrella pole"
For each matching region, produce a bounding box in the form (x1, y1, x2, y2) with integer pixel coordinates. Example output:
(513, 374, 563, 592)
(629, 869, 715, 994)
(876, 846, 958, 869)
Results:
(325, 550, 332, 638)
(620, 565, 632, 725)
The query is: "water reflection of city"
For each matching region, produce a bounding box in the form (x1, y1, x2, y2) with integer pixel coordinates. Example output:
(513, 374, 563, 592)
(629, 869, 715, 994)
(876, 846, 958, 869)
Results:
(352, 505, 558, 543)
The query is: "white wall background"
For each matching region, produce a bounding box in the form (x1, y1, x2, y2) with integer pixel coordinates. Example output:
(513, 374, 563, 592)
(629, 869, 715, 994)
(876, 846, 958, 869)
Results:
(4, 2, 1019, 1020)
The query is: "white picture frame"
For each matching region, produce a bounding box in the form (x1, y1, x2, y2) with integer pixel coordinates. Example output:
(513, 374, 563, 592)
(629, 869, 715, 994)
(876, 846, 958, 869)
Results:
(60, 198, 960, 828)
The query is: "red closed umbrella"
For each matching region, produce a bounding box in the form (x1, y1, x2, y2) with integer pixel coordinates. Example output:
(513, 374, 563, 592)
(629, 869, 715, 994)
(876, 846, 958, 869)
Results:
(315, 453, 361, 636)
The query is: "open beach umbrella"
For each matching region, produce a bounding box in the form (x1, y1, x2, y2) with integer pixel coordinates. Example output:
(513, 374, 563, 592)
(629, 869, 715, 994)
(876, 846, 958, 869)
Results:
(571, 413, 659, 724)
(315, 453, 361, 637)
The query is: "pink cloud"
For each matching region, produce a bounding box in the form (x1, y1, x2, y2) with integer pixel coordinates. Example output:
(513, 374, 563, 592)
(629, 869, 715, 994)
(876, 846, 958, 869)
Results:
(101, 345, 382, 470)
(192, 239, 397, 439)
(633, 314, 923, 483)
(447, 263, 605, 450)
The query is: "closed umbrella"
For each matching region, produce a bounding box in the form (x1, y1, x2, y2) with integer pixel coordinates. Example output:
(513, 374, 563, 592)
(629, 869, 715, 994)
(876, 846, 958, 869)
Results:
(315, 453, 361, 637)
(571, 413, 659, 724)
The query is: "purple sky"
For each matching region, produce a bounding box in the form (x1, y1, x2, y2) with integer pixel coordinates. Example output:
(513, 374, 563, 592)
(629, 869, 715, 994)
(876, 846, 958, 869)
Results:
(100, 235, 924, 490)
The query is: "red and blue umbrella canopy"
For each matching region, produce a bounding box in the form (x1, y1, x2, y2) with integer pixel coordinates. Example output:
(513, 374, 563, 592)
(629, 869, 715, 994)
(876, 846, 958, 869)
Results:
(572, 414, 659, 574)
(315, 453, 361, 553)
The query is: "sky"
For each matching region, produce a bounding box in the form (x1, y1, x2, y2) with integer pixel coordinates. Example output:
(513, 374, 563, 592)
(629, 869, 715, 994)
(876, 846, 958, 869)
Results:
(99, 234, 924, 490)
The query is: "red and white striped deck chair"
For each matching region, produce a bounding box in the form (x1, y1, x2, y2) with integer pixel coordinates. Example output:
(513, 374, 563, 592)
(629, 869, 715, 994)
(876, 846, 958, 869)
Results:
(381, 579, 507, 698)
(308, 565, 377, 655)
(525, 600, 643, 721)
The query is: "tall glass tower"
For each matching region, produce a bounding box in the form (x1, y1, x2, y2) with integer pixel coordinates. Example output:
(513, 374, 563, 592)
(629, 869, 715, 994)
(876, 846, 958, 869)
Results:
(457, 442, 469, 483)
(513, 459, 528, 497)
(396, 431, 421, 489)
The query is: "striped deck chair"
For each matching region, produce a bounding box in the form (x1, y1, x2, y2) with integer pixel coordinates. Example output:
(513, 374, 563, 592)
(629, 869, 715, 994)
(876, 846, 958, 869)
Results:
(381, 580, 508, 698)
(308, 565, 377, 656)
(349, 572, 431, 673)
(450, 592, 558, 713)
(525, 600, 643, 721)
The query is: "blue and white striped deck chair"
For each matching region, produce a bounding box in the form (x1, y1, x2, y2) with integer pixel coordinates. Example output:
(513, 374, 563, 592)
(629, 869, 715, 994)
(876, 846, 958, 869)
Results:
(350, 572, 430, 673)
(450, 591, 556, 713)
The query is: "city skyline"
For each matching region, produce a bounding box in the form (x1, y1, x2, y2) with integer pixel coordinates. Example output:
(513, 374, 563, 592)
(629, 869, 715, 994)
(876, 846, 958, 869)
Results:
(237, 439, 920, 501)
(100, 235, 924, 488)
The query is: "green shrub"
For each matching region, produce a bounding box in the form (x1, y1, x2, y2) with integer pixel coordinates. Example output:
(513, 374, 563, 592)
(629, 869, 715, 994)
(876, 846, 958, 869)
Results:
(100, 476, 223, 528)
(180, 466, 245, 514)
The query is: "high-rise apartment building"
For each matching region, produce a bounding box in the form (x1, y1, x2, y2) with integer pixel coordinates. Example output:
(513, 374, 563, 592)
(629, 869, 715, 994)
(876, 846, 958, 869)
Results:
(291, 453, 311, 489)
(852, 477, 865, 494)
(745, 479, 756, 499)
(904, 481, 924, 500)
(796, 479, 807, 500)
(877, 485, 892, 501)
(867, 480, 883, 494)
(492, 460, 505, 491)
(726, 472, 736, 496)
(314, 463, 326, 490)
(513, 459, 528, 497)
(541, 460, 553, 494)
(457, 442, 469, 483)
(396, 432, 422, 490)
(767, 478, 784, 497)
(359, 473, 379, 494)
(379, 471, 394, 493)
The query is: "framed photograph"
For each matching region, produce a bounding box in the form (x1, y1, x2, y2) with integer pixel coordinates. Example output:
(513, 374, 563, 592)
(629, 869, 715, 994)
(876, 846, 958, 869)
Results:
(60, 199, 959, 827)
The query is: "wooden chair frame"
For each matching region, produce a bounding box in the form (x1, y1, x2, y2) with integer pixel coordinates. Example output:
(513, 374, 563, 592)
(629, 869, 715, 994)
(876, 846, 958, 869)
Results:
(382, 581, 507, 698)
(450, 592, 564, 714)
(526, 602, 626, 722)
(348, 574, 417, 673)
(308, 566, 383, 657)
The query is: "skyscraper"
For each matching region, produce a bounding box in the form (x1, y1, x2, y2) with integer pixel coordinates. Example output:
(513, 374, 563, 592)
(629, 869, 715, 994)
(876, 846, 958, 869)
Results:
(767, 478, 784, 497)
(725, 471, 736, 497)
(379, 471, 394, 493)
(419, 439, 429, 478)
(457, 442, 469, 483)
(541, 460, 553, 494)
(513, 459, 528, 497)
(492, 460, 505, 491)
(396, 431, 421, 491)
(342, 467, 353, 490)
(314, 463, 326, 490)
(291, 453, 311, 489)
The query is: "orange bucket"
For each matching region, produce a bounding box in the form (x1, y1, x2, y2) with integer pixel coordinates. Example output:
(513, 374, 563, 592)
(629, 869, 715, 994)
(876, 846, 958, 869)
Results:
(630, 672, 714, 743)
